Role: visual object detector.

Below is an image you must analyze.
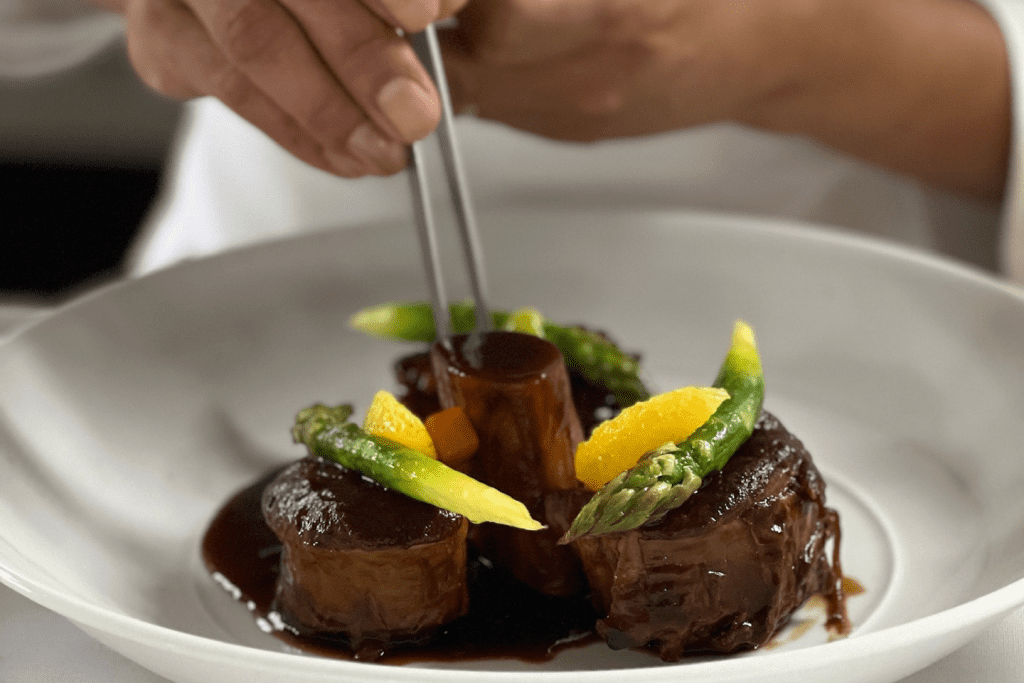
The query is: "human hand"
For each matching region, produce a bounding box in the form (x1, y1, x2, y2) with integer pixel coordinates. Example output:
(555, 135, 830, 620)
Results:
(440, 0, 1009, 199)
(438, 0, 793, 142)
(98, 0, 467, 176)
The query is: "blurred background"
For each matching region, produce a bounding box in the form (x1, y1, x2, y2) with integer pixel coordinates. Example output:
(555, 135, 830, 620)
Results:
(0, 40, 181, 303)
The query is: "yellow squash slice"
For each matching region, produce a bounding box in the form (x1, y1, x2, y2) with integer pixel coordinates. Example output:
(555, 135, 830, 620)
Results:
(575, 385, 729, 490)
(363, 389, 437, 459)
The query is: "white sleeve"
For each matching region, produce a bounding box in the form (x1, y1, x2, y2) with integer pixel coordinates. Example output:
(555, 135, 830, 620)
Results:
(128, 97, 410, 275)
(977, 0, 1024, 283)
(0, 0, 122, 79)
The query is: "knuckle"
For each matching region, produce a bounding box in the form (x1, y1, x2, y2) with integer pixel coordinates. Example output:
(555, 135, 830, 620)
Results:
(333, 30, 400, 75)
(214, 0, 285, 65)
(297, 0, 401, 66)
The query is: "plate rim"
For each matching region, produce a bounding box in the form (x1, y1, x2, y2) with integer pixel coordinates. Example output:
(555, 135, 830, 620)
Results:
(1, 206, 1023, 681)
(6, 205, 1024, 345)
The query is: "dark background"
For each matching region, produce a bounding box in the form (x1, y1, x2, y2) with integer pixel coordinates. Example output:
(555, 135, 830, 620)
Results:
(0, 43, 182, 303)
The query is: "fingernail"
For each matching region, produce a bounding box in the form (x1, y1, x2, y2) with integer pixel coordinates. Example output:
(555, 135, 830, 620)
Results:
(347, 123, 409, 172)
(377, 77, 439, 142)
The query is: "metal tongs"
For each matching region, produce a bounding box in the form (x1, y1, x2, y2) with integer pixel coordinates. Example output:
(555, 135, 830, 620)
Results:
(407, 26, 490, 340)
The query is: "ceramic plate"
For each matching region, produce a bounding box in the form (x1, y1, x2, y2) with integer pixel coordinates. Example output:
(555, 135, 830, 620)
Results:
(1, 207, 1022, 683)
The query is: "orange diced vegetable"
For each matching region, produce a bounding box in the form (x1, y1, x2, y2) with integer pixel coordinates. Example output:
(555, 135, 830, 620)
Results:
(425, 406, 479, 466)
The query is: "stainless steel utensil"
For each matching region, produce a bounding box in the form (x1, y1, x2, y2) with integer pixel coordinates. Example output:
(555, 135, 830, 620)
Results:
(407, 25, 490, 339)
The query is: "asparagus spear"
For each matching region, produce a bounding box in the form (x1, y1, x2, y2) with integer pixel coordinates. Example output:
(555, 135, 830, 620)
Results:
(539, 323, 649, 409)
(349, 301, 651, 407)
(293, 403, 543, 530)
(560, 321, 764, 543)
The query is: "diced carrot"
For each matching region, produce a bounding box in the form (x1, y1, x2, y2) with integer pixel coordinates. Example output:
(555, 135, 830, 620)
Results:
(425, 406, 479, 467)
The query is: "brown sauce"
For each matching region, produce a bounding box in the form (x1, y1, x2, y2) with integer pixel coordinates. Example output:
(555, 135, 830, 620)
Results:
(842, 576, 866, 597)
(202, 463, 860, 664)
(201, 468, 601, 663)
(202, 391, 857, 664)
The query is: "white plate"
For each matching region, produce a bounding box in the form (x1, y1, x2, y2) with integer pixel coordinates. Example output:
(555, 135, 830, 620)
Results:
(1, 207, 1022, 683)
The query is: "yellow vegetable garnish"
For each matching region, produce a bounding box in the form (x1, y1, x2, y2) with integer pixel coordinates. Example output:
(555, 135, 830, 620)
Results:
(502, 306, 546, 337)
(363, 390, 437, 459)
(574, 386, 730, 490)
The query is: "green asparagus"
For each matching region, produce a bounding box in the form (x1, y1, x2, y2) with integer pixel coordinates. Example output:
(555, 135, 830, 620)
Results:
(293, 403, 543, 530)
(348, 301, 651, 407)
(560, 320, 764, 543)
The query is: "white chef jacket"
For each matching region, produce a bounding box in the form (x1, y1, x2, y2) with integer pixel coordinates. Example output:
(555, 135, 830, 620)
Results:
(4, 0, 1022, 284)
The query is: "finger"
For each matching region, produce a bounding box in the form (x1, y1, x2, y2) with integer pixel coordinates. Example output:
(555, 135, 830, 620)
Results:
(122, 0, 203, 100)
(278, 0, 440, 144)
(189, 0, 410, 173)
(127, 0, 394, 176)
(359, 0, 438, 32)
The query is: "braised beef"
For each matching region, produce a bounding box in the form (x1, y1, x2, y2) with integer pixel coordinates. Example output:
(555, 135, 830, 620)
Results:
(206, 331, 851, 664)
(430, 331, 588, 596)
(393, 346, 627, 437)
(261, 457, 469, 660)
(571, 412, 848, 660)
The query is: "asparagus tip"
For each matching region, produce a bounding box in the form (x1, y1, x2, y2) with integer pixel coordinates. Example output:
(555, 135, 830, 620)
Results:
(730, 319, 762, 375)
(348, 304, 394, 337)
(502, 307, 546, 337)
